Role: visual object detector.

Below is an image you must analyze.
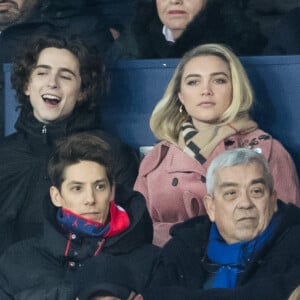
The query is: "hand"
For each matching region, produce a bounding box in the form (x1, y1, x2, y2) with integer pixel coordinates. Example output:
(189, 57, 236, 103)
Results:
(109, 28, 120, 40)
(128, 292, 143, 300)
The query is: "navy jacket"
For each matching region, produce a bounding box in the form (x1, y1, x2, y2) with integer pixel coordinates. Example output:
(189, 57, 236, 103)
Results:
(0, 185, 158, 299)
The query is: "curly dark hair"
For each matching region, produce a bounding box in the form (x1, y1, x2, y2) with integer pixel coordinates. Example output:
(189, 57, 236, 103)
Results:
(11, 34, 106, 111)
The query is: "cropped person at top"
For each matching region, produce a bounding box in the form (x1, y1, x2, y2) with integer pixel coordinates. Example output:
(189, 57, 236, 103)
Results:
(134, 43, 300, 247)
(264, 7, 300, 55)
(244, 0, 300, 39)
(0, 34, 139, 255)
(0, 0, 115, 64)
(112, 0, 266, 60)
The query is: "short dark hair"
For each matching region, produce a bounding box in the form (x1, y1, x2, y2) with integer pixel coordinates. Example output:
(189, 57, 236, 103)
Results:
(11, 34, 106, 111)
(48, 133, 115, 190)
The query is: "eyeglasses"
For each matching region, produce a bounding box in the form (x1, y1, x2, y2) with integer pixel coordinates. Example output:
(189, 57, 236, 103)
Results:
(201, 255, 246, 273)
(201, 255, 246, 274)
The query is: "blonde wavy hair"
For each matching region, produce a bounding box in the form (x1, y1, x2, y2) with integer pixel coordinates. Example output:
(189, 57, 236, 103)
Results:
(150, 43, 254, 144)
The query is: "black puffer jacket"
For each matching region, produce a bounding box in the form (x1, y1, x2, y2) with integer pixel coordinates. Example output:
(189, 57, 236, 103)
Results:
(146, 201, 300, 300)
(0, 107, 139, 255)
(0, 185, 158, 300)
(113, 0, 266, 60)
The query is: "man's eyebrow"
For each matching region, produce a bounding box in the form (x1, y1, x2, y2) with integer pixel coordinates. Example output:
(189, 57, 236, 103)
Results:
(218, 182, 239, 189)
(66, 180, 83, 186)
(35, 64, 50, 70)
(251, 178, 267, 185)
(94, 179, 107, 184)
(35, 64, 77, 77)
(66, 179, 107, 186)
(218, 178, 267, 189)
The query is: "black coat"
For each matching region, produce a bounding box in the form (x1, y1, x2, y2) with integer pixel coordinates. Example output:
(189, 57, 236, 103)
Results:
(0, 185, 158, 300)
(85, 0, 137, 29)
(146, 201, 300, 300)
(0, 0, 113, 64)
(0, 107, 139, 255)
(264, 7, 300, 55)
(113, 0, 267, 60)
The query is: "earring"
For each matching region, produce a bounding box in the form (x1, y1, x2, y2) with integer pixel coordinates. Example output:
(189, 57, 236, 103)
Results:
(179, 104, 184, 113)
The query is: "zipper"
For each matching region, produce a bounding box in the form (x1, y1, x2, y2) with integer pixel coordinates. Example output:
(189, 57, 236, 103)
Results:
(42, 125, 47, 144)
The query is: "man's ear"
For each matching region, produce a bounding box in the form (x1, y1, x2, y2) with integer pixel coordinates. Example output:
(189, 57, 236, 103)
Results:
(271, 189, 278, 212)
(203, 194, 216, 222)
(50, 186, 63, 207)
(24, 85, 30, 96)
(110, 182, 116, 202)
(77, 91, 87, 102)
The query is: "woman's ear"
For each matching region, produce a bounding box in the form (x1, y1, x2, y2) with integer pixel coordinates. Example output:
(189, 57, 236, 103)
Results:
(178, 91, 184, 104)
(50, 186, 63, 207)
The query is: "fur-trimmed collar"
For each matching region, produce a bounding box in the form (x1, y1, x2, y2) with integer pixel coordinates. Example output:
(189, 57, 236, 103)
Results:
(134, 0, 266, 58)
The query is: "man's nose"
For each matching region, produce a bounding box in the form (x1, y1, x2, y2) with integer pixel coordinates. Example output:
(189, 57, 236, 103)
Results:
(47, 74, 58, 88)
(238, 191, 254, 208)
(84, 188, 96, 205)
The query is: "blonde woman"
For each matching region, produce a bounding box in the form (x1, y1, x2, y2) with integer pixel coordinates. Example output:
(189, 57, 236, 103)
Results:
(134, 43, 300, 247)
(289, 285, 300, 300)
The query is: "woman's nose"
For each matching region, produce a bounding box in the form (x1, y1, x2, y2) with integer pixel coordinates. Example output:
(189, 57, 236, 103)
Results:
(201, 82, 213, 96)
(170, 0, 183, 4)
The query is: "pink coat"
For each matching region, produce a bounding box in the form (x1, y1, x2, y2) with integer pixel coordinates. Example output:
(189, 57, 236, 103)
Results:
(134, 129, 300, 247)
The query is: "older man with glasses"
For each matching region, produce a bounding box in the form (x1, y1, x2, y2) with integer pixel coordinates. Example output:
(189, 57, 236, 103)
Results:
(143, 148, 300, 300)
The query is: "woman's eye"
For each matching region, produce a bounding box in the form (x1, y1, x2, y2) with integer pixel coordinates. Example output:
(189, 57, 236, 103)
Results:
(187, 79, 199, 86)
(214, 78, 227, 84)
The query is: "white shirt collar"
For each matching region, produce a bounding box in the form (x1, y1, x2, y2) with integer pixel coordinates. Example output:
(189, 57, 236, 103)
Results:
(162, 25, 175, 43)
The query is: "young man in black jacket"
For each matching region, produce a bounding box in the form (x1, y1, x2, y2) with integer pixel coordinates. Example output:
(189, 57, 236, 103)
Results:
(0, 133, 157, 299)
(0, 35, 139, 255)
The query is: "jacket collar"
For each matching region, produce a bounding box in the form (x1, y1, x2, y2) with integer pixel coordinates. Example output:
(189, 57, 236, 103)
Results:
(169, 200, 300, 261)
(15, 107, 98, 149)
(41, 185, 154, 261)
(138, 142, 209, 177)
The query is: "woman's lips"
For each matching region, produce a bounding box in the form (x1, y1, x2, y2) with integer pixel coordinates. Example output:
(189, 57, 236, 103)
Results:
(198, 101, 215, 107)
(168, 10, 186, 15)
